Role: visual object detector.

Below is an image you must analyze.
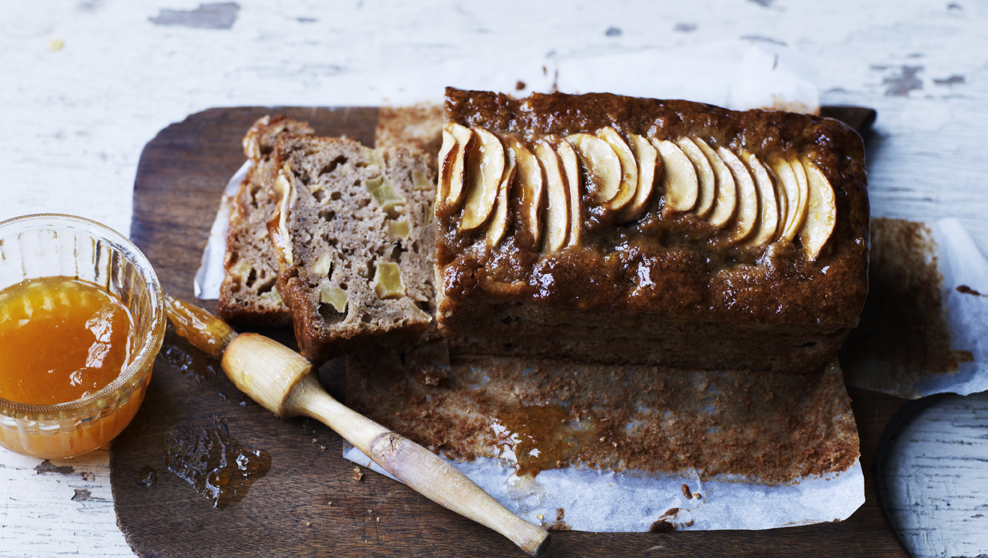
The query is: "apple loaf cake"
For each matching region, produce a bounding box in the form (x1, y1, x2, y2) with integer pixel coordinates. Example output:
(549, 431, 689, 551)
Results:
(269, 134, 438, 364)
(217, 115, 314, 327)
(435, 88, 869, 372)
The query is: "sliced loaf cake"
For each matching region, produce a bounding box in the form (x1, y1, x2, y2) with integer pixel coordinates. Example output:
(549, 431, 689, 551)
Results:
(269, 134, 438, 364)
(217, 115, 313, 327)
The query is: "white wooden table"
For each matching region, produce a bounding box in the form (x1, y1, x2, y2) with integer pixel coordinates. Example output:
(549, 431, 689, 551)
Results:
(2, 1, 987, 556)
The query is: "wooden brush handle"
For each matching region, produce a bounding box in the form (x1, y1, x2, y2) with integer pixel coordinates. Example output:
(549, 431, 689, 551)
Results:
(222, 334, 550, 556)
(289, 374, 550, 556)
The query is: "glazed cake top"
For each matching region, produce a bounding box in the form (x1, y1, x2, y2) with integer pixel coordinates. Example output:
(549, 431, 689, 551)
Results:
(436, 88, 869, 326)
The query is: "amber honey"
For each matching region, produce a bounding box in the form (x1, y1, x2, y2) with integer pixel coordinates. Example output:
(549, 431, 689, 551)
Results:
(0, 214, 164, 459)
(0, 277, 134, 405)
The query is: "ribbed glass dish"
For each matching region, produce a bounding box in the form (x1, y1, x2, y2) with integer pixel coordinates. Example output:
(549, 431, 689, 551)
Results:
(0, 214, 165, 458)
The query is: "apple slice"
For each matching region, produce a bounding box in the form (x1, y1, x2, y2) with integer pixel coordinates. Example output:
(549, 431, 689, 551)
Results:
(694, 138, 735, 229)
(507, 137, 544, 250)
(770, 158, 801, 242)
(743, 152, 780, 247)
(652, 139, 699, 214)
(677, 138, 716, 218)
(486, 144, 517, 247)
(444, 123, 475, 211)
(618, 133, 659, 222)
(798, 160, 837, 260)
(596, 127, 637, 214)
(786, 159, 810, 242)
(771, 164, 789, 243)
(717, 146, 758, 243)
(437, 128, 457, 205)
(556, 139, 583, 247)
(566, 132, 621, 204)
(534, 139, 569, 252)
(460, 127, 506, 232)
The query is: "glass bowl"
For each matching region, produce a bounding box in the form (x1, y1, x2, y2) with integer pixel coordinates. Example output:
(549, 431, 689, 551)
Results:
(0, 214, 165, 458)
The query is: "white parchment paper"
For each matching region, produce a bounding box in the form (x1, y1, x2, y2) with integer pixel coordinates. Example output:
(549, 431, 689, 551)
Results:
(345, 448, 863, 532)
(843, 218, 988, 398)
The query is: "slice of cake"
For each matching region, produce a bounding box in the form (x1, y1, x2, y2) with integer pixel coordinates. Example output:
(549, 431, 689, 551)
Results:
(269, 134, 438, 364)
(435, 88, 870, 372)
(217, 115, 314, 327)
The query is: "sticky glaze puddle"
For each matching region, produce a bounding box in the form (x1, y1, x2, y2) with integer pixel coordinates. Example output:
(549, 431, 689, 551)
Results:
(164, 422, 271, 509)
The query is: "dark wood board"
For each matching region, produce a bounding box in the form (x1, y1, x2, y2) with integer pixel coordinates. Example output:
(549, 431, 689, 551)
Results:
(112, 106, 909, 557)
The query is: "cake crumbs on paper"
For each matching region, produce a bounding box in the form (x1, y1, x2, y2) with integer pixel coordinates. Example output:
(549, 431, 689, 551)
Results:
(682, 484, 693, 499)
(352, 466, 364, 481)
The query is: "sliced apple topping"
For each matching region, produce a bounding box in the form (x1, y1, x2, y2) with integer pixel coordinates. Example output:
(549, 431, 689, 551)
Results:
(694, 138, 735, 229)
(460, 127, 506, 232)
(507, 137, 544, 250)
(486, 144, 517, 247)
(556, 139, 583, 247)
(444, 123, 474, 211)
(596, 127, 637, 214)
(717, 147, 758, 243)
(743, 152, 779, 247)
(619, 133, 658, 223)
(677, 138, 715, 218)
(534, 139, 569, 252)
(566, 132, 621, 204)
(786, 159, 810, 243)
(798, 160, 837, 260)
(770, 158, 802, 242)
(770, 163, 789, 243)
(652, 139, 699, 214)
(436, 128, 456, 204)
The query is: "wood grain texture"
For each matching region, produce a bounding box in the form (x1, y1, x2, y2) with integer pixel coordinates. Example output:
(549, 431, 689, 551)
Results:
(111, 106, 908, 558)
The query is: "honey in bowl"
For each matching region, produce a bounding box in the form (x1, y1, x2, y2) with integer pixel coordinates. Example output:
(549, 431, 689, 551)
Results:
(0, 277, 134, 405)
(0, 213, 165, 459)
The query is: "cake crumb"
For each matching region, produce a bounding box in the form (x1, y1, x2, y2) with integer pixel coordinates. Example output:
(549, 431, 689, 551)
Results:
(681, 484, 693, 499)
(305, 522, 312, 527)
(352, 466, 364, 481)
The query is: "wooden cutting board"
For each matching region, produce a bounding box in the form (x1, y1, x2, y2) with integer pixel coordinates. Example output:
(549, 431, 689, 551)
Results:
(111, 106, 908, 557)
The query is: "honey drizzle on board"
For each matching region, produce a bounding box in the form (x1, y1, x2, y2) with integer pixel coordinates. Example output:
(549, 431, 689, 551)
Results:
(0, 277, 134, 405)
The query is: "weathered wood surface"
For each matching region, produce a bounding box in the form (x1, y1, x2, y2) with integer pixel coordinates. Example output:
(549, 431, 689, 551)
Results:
(2, 1, 988, 557)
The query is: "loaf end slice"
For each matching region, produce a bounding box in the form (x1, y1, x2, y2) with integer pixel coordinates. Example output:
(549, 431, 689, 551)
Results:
(217, 115, 314, 327)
